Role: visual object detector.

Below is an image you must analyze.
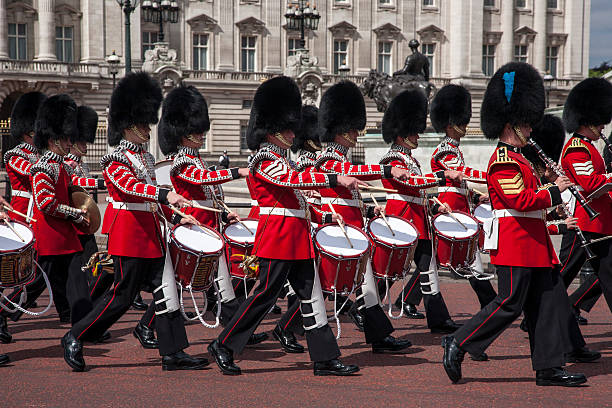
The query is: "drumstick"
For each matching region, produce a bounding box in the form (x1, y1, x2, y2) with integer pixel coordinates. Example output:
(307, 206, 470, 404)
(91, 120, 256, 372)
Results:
(168, 205, 218, 239)
(3, 219, 24, 242)
(216, 200, 254, 235)
(369, 193, 394, 236)
(471, 187, 488, 196)
(328, 203, 353, 248)
(410, 175, 442, 182)
(433, 197, 467, 230)
(3, 206, 36, 223)
(358, 185, 398, 194)
(464, 177, 487, 184)
(188, 201, 222, 213)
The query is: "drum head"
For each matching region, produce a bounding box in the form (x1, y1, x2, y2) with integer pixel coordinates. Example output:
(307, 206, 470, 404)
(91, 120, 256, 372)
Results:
(173, 224, 223, 253)
(368, 216, 418, 246)
(223, 219, 258, 244)
(473, 203, 493, 224)
(0, 222, 33, 251)
(315, 224, 369, 257)
(155, 160, 173, 188)
(434, 212, 479, 239)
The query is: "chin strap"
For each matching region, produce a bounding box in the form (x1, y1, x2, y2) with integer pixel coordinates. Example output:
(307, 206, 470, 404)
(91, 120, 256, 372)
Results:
(513, 126, 528, 145)
(273, 132, 292, 149)
(73, 144, 86, 156)
(54, 141, 67, 156)
(130, 125, 151, 143)
(452, 125, 466, 137)
(403, 137, 417, 149)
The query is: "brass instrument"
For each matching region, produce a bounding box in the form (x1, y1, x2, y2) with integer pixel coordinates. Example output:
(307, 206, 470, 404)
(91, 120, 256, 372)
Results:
(69, 185, 101, 234)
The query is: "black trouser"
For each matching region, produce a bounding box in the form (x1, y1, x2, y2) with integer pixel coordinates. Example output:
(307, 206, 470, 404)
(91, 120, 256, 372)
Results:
(78, 234, 114, 303)
(40, 253, 92, 324)
(71, 256, 188, 356)
(468, 277, 498, 309)
(217, 258, 340, 362)
(558, 230, 604, 312)
(453, 265, 575, 371)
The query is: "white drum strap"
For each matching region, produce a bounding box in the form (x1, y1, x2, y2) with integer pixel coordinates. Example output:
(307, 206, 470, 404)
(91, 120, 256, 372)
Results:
(26, 195, 34, 219)
(153, 218, 181, 316)
(124, 151, 153, 185)
(361, 259, 381, 308)
(214, 256, 237, 304)
(420, 244, 440, 295)
(301, 259, 329, 332)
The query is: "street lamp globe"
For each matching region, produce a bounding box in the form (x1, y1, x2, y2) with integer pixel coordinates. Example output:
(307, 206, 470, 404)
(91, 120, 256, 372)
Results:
(311, 6, 320, 30)
(106, 50, 121, 74)
(169, 1, 179, 23)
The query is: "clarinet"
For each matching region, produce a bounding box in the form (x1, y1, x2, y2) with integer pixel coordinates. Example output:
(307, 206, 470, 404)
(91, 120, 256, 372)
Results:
(528, 140, 597, 261)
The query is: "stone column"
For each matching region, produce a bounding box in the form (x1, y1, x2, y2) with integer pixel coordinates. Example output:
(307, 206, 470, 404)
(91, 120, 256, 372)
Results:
(565, 0, 588, 79)
(0, 0, 8, 59)
(35, 0, 57, 61)
(264, 0, 281, 72)
(356, 0, 372, 75)
(216, 0, 234, 70)
(448, 0, 468, 78)
(468, 0, 485, 76)
(80, 0, 104, 62)
(499, 0, 514, 65)
(533, 0, 547, 73)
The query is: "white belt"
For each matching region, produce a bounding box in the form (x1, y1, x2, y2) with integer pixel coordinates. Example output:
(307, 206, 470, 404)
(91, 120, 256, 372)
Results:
(320, 197, 361, 207)
(106, 197, 158, 213)
(250, 200, 258, 206)
(307, 197, 321, 205)
(438, 186, 468, 195)
(192, 199, 213, 208)
(492, 209, 545, 220)
(258, 207, 306, 218)
(11, 190, 31, 199)
(386, 193, 424, 205)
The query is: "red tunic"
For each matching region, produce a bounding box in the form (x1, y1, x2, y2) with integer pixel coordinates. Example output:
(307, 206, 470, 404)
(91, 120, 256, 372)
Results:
(249, 143, 335, 260)
(4, 143, 38, 223)
(64, 153, 105, 190)
(431, 136, 487, 212)
(30, 151, 83, 256)
(315, 143, 391, 228)
(101, 140, 168, 258)
(170, 146, 239, 230)
(246, 175, 260, 219)
(487, 143, 562, 267)
(560, 134, 612, 235)
(295, 150, 322, 212)
(380, 144, 444, 239)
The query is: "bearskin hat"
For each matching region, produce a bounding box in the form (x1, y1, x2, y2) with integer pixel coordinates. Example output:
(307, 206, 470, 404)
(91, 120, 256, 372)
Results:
(382, 90, 428, 144)
(522, 114, 566, 167)
(108, 71, 162, 146)
(430, 84, 472, 133)
(159, 84, 210, 154)
(246, 76, 302, 151)
(291, 105, 320, 153)
(74, 105, 98, 144)
(563, 78, 612, 133)
(480, 62, 545, 140)
(34, 94, 78, 150)
(318, 80, 366, 143)
(10, 92, 47, 145)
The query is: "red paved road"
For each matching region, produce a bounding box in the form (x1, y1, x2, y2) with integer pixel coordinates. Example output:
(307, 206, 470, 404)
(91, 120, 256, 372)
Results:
(1, 278, 610, 407)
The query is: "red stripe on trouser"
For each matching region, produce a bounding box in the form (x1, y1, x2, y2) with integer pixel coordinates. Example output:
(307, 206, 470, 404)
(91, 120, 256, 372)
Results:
(77, 258, 124, 340)
(574, 279, 599, 307)
(283, 303, 301, 330)
(403, 274, 420, 302)
(147, 309, 155, 327)
(460, 267, 513, 347)
(222, 259, 272, 344)
(558, 236, 577, 275)
(89, 273, 103, 296)
(233, 280, 242, 291)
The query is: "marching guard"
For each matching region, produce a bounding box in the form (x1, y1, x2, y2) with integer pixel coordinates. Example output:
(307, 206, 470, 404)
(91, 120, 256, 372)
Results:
(442, 62, 586, 386)
(208, 76, 360, 376)
(63, 72, 207, 372)
(560, 77, 612, 315)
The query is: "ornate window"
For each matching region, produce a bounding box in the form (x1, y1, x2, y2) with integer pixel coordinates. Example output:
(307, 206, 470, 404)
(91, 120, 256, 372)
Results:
(514, 45, 528, 62)
(333, 40, 349, 74)
(547, 0, 558, 8)
(241, 36, 257, 72)
(546, 46, 559, 77)
(422, 43, 435, 75)
(288, 38, 300, 57)
(484, 0, 495, 6)
(482, 45, 496, 76)
(515, 0, 526, 8)
(423, 0, 434, 6)
(329, 21, 357, 74)
(377, 41, 393, 75)
(55, 26, 73, 62)
(8, 23, 27, 60)
(193, 34, 209, 70)
(240, 123, 249, 150)
(142, 31, 158, 59)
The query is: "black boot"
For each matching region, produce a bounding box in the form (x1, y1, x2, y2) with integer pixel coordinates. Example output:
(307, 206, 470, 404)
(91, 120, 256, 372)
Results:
(535, 367, 587, 387)
(133, 322, 159, 349)
(566, 347, 601, 363)
(402, 303, 425, 319)
(132, 293, 148, 311)
(272, 324, 304, 353)
(519, 319, 528, 332)
(313, 359, 359, 376)
(442, 336, 465, 383)
(372, 335, 412, 353)
(431, 319, 461, 334)
(0, 353, 9, 366)
(208, 340, 241, 375)
(246, 332, 269, 346)
(469, 352, 488, 361)
(61, 331, 85, 372)
(162, 350, 208, 371)
(0, 316, 12, 344)
(348, 307, 364, 332)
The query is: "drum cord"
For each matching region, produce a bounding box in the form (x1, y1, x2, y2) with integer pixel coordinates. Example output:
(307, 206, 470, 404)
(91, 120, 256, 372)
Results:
(0, 261, 53, 316)
(384, 277, 405, 320)
(178, 279, 221, 329)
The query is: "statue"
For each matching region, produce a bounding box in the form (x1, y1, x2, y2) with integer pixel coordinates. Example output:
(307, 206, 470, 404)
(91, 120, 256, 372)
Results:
(359, 39, 436, 112)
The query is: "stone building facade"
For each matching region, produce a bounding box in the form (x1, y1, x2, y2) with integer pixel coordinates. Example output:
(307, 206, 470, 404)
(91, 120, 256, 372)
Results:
(0, 0, 591, 168)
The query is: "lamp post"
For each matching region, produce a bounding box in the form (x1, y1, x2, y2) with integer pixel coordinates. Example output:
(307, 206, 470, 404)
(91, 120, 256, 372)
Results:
(284, 1, 320, 50)
(141, 0, 179, 43)
(106, 50, 121, 89)
(543, 72, 554, 108)
(115, 0, 141, 73)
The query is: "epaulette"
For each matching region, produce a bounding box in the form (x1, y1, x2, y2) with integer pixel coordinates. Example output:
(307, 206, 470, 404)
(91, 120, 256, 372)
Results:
(313, 146, 346, 170)
(432, 137, 463, 164)
(4, 144, 38, 166)
(295, 150, 317, 172)
(100, 148, 132, 169)
(380, 148, 422, 174)
(170, 150, 204, 176)
(31, 152, 61, 183)
(563, 137, 591, 157)
(488, 146, 521, 171)
(248, 147, 284, 174)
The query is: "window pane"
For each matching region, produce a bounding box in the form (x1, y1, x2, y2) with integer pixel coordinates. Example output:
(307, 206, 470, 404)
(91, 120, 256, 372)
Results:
(56, 26, 62, 38)
(8, 23, 15, 36)
(65, 39, 72, 62)
(9, 38, 16, 60)
(248, 50, 255, 71)
(18, 24, 26, 36)
(56, 39, 63, 61)
(18, 38, 26, 60)
(547, 0, 557, 8)
(515, 0, 525, 7)
(249, 36, 256, 47)
(241, 49, 247, 71)
(241, 36, 247, 48)
(193, 47, 199, 69)
(65, 26, 73, 39)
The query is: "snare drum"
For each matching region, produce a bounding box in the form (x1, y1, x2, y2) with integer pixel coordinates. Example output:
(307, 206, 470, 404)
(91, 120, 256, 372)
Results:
(367, 215, 418, 280)
(314, 224, 370, 295)
(169, 224, 224, 291)
(0, 221, 35, 289)
(432, 212, 479, 272)
(154, 160, 173, 189)
(223, 219, 259, 280)
(473, 203, 493, 253)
